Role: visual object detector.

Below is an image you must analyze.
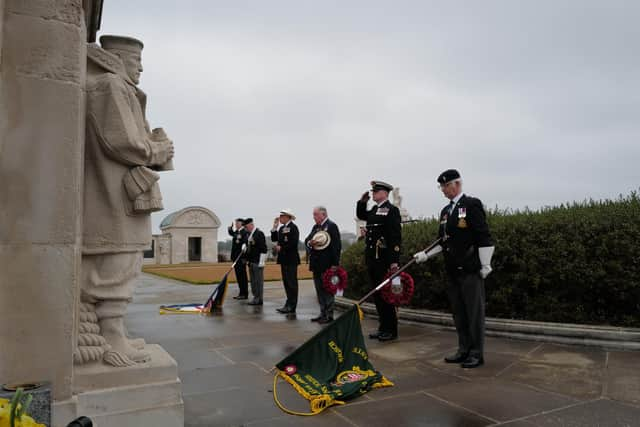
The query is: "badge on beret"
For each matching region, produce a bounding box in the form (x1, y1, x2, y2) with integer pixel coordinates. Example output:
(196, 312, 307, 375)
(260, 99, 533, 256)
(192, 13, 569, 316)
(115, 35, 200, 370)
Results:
(458, 218, 468, 228)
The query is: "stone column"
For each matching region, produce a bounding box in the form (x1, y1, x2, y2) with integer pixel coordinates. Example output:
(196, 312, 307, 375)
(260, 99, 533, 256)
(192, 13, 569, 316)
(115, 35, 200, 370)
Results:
(0, 0, 85, 406)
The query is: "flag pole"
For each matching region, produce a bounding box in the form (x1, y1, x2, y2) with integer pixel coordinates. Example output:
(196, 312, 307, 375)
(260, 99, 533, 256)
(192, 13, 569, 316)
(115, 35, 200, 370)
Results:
(200, 250, 246, 313)
(220, 251, 244, 281)
(356, 237, 442, 305)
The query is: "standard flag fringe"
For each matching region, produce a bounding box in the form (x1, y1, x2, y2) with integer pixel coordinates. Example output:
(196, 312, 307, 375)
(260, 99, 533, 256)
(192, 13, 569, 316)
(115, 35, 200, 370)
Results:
(273, 371, 345, 416)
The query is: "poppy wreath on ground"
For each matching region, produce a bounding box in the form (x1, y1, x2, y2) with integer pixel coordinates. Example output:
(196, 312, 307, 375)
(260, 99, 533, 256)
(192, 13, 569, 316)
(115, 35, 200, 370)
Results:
(380, 271, 415, 306)
(322, 266, 348, 296)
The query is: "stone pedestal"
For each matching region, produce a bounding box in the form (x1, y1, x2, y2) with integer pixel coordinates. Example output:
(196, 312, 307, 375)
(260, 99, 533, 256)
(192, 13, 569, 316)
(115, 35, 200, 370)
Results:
(53, 345, 184, 427)
(1, 2, 184, 426)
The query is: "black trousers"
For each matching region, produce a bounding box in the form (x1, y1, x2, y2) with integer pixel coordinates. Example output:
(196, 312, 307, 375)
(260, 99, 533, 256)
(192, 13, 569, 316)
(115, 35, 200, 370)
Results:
(367, 260, 397, 336)
(280, 263, 299, 310)
(447, 271, 485, 357)
(234, 261, 249, 297)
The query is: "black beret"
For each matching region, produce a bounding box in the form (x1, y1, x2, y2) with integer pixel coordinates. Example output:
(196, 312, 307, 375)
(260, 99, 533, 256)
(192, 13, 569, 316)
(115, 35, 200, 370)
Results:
(235, 218, 244, 223)
(243, 218, 253, 225)
(370, 180, 393, 192)
(437, 169, 461, 185)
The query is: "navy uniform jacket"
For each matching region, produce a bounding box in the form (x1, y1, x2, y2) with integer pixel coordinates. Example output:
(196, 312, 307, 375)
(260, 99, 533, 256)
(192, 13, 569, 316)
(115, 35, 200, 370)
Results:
(228, 226, 248, 260)
(304, 219, 342, 273)
(438, 194, 493, 274)
(245, 228, 268, 264)
(356, 199, 402, 265)
(271, 222, 301, 265)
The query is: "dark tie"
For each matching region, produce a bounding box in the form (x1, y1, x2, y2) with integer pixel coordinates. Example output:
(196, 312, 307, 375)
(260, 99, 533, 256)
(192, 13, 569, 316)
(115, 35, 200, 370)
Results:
(448, 200, 455, 214)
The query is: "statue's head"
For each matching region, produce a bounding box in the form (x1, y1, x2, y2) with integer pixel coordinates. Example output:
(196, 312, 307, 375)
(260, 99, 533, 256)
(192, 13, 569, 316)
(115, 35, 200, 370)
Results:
(100, 35, 144, 85)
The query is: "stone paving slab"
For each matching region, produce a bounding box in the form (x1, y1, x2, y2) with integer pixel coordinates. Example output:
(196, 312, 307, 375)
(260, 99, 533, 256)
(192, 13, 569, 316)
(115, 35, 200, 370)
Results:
(334, 392, 494, 426)
(128, 273, 640, 427)
(496, 399, 640, 427)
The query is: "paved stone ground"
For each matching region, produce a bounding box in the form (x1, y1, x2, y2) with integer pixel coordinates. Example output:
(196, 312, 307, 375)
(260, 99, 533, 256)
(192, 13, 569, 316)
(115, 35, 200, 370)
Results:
(128, 273, 640, 427)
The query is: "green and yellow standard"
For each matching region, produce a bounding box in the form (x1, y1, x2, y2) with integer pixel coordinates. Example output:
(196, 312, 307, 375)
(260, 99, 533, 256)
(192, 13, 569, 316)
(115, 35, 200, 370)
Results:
(273, 305, 393, 415)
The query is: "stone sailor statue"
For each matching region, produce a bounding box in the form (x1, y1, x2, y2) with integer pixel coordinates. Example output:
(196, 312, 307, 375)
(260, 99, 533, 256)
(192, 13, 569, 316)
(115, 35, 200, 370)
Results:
(75, 35, 175, 367)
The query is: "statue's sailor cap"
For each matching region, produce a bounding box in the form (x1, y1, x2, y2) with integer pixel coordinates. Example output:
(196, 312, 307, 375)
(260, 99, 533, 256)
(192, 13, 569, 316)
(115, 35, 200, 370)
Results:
(100, 35, 144, 53)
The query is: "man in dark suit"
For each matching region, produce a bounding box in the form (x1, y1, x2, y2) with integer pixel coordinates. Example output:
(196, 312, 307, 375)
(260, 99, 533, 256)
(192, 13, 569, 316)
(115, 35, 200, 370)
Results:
(356, 181, 402, 342)
(414, 169, 495, 368)
(228, 218, 249, 299)
(271, 209, 301, 314)
(243, 218, 268, 306)
(304, 206, 342, 324)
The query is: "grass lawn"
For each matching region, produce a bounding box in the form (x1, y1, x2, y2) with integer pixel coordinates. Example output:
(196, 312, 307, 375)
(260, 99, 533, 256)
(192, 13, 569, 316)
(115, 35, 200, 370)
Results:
(143, 262, 313, 284)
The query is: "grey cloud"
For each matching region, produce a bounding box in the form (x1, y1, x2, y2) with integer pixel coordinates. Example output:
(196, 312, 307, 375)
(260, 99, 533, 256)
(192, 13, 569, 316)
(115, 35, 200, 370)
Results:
(100, 0, 640, 236)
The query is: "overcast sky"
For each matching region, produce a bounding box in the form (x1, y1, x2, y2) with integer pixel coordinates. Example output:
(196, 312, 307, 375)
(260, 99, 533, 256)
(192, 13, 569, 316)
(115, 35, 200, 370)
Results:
(100, 1, 640, 239)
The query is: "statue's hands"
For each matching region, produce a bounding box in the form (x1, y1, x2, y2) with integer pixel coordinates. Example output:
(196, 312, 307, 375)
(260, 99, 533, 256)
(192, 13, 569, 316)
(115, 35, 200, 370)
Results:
(150, 138, 175, 166)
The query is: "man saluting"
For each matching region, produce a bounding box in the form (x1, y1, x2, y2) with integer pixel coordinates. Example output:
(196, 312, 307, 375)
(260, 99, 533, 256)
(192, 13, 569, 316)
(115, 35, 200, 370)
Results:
(414, 169, 495, 368)
(228, 218, 249, 300)
(357, 181, 402, 342)
(271, 209, 301, 314)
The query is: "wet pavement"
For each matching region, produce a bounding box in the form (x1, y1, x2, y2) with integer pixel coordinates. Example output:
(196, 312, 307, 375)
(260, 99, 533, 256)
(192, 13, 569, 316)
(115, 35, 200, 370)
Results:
(128, 273, 640, 427)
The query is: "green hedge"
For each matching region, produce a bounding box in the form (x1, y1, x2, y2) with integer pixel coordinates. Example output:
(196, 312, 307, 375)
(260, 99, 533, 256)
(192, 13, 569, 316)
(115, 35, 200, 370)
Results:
(342, 192, 640, 327)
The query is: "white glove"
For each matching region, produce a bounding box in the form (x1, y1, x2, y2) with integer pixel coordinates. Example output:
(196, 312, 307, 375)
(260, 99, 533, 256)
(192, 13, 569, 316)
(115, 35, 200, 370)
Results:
(413, 251, 429, 264)
(478, 246, 495, 279)
(413, 245, 443, 264)
(241, 243, 247, 253)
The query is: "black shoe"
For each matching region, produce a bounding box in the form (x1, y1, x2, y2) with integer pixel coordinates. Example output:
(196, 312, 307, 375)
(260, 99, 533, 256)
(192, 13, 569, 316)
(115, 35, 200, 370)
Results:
(461, 356, 484, 369)
(444, 351, 469, 364)
(276, 306, 288, 313)
(311, 315, 324, 322)
(368, 331, 382, 340)
(233, 295, 248, 300)
(317, 317, 334, 325)
(378, 332, 398, 342)
(247, 301, 263, 306)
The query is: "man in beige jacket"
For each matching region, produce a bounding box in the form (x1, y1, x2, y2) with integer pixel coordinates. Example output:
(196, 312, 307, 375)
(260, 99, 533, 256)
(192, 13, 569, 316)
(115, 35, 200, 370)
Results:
(80, 35, 174, 366)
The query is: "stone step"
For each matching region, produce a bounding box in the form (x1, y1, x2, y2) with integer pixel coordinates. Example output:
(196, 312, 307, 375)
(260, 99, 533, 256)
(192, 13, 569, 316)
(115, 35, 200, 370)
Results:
(336, 298, 640, 350)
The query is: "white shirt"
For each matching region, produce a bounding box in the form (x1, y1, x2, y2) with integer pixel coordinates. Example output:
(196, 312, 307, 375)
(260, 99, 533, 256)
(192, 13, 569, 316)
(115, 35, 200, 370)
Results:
(449, 193, 464, 213)
(376, 198, 389, 208)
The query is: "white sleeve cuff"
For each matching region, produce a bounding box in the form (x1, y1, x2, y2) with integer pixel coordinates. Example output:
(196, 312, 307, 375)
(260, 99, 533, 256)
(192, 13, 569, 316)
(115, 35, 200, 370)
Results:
(478, 246, 495, 266)
(426, 245, 443, 258)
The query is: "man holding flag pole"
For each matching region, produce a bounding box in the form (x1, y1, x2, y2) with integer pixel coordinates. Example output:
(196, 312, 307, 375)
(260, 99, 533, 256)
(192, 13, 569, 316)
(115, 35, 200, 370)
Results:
(413, 169, 495, 369)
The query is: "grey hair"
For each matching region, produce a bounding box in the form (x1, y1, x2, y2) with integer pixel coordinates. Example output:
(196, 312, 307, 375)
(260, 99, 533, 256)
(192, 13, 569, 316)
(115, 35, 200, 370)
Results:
(313, 206, 328, 216)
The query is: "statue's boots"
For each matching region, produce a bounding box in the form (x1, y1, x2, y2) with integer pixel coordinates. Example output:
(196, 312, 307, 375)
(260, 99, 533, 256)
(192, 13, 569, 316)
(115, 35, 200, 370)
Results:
(97, 300, 150, 363)
(123, 324, 146, 350)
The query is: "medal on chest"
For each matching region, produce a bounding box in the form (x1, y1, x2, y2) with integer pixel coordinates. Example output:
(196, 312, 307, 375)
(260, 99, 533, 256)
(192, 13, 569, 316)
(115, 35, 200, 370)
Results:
(457, 207, 467, 228)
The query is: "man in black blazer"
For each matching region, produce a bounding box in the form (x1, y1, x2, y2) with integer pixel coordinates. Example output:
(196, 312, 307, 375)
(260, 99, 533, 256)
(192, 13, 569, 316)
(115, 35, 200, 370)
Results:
(243, 218, 268, 306)
(414, 169, 495, 368)
(228, 218, 249, 299)
(271, 209, 301, 314)
(304, 206, 342, 324)
(356, 180, 402, 341)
